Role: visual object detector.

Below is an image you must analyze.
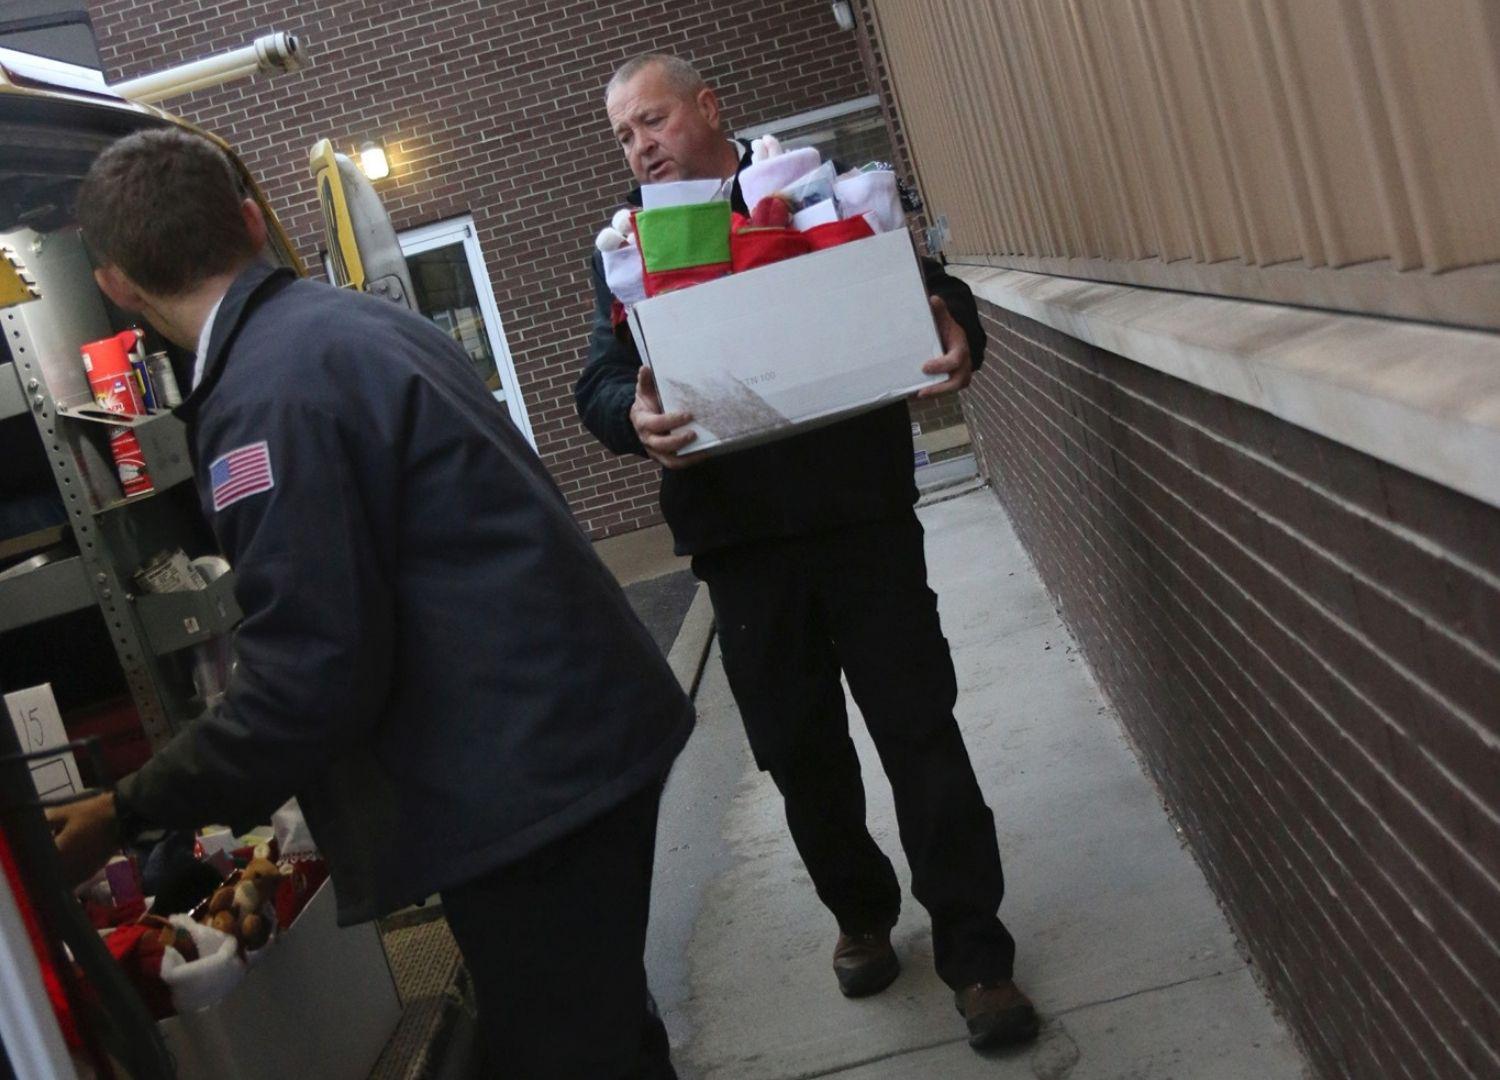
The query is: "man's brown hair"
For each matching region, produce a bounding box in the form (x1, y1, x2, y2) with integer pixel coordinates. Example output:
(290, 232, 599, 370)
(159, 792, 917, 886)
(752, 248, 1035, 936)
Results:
(76, 127, 257, 296)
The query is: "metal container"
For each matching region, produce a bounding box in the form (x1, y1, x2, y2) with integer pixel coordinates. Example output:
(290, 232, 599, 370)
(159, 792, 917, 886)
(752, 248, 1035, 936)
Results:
(133, 549, 205, 594)
(145, 352, 183, 408)
(129, 355, 157, 411)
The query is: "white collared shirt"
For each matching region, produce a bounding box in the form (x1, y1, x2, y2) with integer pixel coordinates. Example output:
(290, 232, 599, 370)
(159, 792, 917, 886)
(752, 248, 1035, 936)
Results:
(191, 294, 226, 391)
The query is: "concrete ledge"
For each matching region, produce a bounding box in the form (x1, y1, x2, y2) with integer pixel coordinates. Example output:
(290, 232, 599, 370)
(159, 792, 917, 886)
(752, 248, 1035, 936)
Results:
(952, 265, 1500, 512)
(593, 521, 688, 586)
(916, 452, 978, 495)
(666, 583, 715, 697)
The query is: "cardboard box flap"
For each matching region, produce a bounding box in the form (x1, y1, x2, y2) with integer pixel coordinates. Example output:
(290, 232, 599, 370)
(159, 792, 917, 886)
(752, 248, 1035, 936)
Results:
(157, 879, 400, 1080)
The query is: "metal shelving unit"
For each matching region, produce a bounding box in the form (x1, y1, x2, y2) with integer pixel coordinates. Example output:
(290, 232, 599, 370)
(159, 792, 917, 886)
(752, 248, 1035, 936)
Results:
(0, 554, 94, 632)
(0, 358, 26, 420)
(2, 226, 237, 752)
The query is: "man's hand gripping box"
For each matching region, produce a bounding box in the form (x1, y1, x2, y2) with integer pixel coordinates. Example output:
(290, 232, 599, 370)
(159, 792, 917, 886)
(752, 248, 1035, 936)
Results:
(626, 228, 942, 456)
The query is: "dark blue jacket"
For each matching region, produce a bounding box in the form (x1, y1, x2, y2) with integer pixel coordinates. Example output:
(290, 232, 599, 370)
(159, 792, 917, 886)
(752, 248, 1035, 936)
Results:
(116, 262, 693, 924)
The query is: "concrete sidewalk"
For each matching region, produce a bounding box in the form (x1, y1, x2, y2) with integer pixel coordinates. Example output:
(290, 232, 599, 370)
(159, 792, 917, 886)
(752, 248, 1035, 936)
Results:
(646, 487, 1310, 1080)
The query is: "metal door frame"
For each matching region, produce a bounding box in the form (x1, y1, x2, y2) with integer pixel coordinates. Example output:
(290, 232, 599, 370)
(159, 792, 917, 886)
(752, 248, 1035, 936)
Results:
(398, 216, 535, 448)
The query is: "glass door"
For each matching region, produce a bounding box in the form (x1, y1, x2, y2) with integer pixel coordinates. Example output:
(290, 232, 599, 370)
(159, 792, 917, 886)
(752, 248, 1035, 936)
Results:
(397, 216, 534, 447)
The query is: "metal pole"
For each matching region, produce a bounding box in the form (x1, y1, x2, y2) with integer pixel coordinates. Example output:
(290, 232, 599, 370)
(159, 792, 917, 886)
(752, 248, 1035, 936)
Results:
(110, 31, 303, 104)
(0, 862, 77, 1080)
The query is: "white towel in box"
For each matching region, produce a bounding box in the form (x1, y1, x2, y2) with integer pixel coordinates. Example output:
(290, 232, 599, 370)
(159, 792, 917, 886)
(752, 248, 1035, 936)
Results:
(791, 200, 841, 231)
(738, 147, 822, 211)
(159, 917, 243, 1012)
(834, 171, 904, 234)
(602, 245, 646, 307)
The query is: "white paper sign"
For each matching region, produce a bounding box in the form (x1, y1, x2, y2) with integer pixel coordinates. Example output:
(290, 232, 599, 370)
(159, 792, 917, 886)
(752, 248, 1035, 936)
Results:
(640, 178, 729, 209)
(5, 684, 83, 800)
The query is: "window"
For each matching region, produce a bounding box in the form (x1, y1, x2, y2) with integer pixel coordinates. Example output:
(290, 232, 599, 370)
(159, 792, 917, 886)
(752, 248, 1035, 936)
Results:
(737, 96, 895, 171)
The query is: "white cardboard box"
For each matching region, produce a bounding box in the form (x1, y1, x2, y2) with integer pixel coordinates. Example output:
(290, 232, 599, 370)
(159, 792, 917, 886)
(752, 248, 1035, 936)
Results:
(157, 879, 401, 1080)
(627, 228, 942, 456)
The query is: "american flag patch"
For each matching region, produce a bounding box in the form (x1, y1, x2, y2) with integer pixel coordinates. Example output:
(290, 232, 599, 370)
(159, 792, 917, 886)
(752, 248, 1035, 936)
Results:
(209, 441, 274, 512)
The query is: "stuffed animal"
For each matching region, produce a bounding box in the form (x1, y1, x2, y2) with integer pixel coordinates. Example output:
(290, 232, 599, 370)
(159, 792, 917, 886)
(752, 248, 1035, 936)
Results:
(199, 857, 281, 950)
(238, 857, 281, 907)
(750, 134, 784, 163)
(595, 227, 628, 253)
(599, 209, 648, 309)
(597, 205, 641, 256)
(239, 913, 270, 951)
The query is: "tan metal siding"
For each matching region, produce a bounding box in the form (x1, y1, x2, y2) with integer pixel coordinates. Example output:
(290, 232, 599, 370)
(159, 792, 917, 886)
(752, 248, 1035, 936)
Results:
(869, 0, 1500, 330)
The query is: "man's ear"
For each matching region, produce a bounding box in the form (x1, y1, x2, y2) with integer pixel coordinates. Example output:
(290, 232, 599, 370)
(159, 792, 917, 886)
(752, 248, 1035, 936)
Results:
(695, 86, 723, 131)
(93, 265, 145, 313)
(240, 197, 268, 254)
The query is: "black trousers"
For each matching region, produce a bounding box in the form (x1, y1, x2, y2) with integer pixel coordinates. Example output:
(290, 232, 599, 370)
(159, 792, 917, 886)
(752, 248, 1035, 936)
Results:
(440, 782, 675, 1080)
(693, 512, 1015, 990)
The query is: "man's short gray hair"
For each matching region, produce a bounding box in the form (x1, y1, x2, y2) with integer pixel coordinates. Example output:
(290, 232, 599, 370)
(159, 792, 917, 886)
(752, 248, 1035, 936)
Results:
(606, 53, 707, 101)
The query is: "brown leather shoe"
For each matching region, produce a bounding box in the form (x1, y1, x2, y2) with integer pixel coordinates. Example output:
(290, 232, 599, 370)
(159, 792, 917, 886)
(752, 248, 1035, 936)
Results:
(832, 930, 901, 997)
(954, 981, 1040, 1048)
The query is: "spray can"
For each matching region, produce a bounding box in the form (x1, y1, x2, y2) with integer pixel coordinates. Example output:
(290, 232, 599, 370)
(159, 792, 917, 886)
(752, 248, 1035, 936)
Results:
(129, 353, 156, 411)
(80, 329, 146, 415)
(145, 352, 182, 408)
(109, 429, 153, 497)
(80, 329, 153, 496)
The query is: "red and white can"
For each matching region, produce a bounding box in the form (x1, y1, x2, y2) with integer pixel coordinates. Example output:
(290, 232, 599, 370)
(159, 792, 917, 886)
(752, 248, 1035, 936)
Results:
(80, 329, 146, 416)
(82, 330, 153, 496)
(109, 428, 153, 497)
(91, 374, 146, 417)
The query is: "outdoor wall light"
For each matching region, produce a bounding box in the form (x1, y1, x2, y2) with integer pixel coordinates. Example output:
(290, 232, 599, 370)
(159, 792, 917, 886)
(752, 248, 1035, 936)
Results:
(358, 139, 390, 180)
(830, 1, 856, 32)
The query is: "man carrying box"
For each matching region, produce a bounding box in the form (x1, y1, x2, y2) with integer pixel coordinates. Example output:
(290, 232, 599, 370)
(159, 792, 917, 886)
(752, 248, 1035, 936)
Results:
(50, 128, 690, 1079)
(576, 54, 1039, 1051)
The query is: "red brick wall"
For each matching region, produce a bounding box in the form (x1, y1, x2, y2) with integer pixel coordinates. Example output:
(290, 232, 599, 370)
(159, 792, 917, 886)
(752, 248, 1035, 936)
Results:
(909, 385, 965, 439)
(969, 302, 1500, 1080)
(86, 0, 873, 537)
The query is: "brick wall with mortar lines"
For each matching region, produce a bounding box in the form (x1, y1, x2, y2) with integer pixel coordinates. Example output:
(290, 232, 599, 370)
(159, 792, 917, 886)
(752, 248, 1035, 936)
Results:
(87, 0, 874, 537)
(910, 393, 964, 442)
(966, 301, 1500, 1079)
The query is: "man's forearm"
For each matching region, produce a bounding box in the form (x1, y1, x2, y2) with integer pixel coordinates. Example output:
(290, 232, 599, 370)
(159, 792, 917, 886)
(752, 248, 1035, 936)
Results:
(579, 252, 652, 457)
(576, 364, 647, 456)
(113, 708, 296, 835)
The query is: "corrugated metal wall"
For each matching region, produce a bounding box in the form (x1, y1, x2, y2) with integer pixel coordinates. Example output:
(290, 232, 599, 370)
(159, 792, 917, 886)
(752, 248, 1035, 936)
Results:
(869, 0, 1500, 331)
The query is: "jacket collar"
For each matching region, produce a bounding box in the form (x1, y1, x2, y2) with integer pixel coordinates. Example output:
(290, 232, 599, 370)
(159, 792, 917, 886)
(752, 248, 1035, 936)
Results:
(625, 138, 752, 214)
(175, 260, 296, 423)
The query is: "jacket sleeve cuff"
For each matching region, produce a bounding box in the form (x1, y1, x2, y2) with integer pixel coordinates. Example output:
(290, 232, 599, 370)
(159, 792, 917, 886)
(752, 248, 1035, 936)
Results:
(112, 775, 158, 844)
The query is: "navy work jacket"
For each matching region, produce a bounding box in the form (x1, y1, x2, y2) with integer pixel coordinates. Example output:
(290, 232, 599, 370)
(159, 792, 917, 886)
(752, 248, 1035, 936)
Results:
(117, 262, 692, 924)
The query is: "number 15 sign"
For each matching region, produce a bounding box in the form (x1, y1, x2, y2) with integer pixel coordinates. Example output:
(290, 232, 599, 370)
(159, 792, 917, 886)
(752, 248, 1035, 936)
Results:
(4, 684, 84, 800)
